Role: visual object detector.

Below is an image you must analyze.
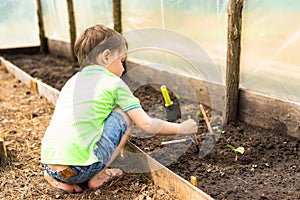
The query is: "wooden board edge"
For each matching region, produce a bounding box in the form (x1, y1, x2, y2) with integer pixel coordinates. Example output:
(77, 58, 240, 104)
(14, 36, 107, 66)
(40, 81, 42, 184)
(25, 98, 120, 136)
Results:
(3, 59, 33, 88)
(124, 142, 214, 200)
(239, 90, 300, 138)
(47, 38, 72, 59)
(36, 80, 60, 105)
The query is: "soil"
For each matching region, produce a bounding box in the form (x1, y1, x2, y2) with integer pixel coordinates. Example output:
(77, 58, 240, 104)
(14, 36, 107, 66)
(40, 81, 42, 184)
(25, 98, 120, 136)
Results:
(1, 53, 300, 200)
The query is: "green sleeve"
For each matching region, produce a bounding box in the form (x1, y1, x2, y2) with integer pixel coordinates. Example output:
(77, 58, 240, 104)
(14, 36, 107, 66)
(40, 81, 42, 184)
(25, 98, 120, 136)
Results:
(114, 79, 141, 112)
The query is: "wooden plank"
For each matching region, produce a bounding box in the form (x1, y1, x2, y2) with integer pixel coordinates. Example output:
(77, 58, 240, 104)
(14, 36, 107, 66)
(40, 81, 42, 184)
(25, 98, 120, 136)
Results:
(2, 58, 60, 105)
(4, 60, 33, 88)
(36, 80, 60, 105)
(225, 0, 244, 123)
(0, 47, 40, 54)
(123, 142, 214, 200)
(47, 38, 72, 59)
(239, 90, 300, 138)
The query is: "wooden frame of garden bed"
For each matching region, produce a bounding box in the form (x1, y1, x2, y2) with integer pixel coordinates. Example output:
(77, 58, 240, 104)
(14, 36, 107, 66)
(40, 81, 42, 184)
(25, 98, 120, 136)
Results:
(0, 57, 214, 200)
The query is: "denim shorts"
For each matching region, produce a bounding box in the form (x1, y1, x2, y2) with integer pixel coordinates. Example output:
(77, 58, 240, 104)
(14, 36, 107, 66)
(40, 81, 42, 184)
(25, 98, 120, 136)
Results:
(43, 110, 128, 184)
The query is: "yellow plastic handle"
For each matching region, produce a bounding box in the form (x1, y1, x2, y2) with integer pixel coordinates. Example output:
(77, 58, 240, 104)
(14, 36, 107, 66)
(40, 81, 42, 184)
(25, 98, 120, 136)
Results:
(160, 85, 173, 107)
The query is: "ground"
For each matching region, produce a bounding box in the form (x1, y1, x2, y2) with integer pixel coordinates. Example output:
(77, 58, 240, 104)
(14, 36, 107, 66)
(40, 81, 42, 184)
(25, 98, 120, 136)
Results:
(1, 53, 300, 200)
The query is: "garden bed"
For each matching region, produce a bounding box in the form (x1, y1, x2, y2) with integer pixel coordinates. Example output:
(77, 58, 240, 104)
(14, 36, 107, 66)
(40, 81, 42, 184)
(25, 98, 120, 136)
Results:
(2, 53, 300, 200)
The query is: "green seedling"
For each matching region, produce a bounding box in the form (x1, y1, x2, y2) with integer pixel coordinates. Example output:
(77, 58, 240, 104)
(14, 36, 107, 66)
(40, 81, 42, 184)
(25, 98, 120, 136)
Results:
(196, 110, 202, 117)
(184, 105, 193, 111)
(227, 144, 245, 161)
(7, 157, 11, 165)
(157, 105, 164, 111)
(174, 93, 180, 99)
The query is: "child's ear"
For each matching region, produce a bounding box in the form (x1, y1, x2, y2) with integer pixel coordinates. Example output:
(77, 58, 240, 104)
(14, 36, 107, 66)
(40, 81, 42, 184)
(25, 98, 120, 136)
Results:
(101, 49, 111, 64)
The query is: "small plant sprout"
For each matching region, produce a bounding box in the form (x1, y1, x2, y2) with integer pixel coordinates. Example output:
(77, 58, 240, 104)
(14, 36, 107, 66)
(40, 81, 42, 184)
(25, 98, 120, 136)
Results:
(157, 105, 164, 111)
(227, 144, 245, 161)
(196, 110, 202, 117)
(184, 105, 193, 111)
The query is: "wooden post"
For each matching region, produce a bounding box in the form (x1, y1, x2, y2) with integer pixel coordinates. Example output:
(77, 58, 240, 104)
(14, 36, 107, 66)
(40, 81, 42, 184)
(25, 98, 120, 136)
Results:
(190, 176, 198, 187)
(66, 0, 77, 61)
(112, 0, 122, 33)
(225, 0, 244, 124)
(36, 0, 48, 53)
(0, 132, 7, 166)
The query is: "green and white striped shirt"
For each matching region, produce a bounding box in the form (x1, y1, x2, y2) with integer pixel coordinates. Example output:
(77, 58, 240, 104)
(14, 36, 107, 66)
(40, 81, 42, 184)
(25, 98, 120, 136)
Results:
(41, 65, 140, 166)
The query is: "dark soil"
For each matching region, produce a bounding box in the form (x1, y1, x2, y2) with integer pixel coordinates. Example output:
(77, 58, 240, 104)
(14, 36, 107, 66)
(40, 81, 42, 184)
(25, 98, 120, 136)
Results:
(2, 53, 80, 90)
(2, 53, 300, 200)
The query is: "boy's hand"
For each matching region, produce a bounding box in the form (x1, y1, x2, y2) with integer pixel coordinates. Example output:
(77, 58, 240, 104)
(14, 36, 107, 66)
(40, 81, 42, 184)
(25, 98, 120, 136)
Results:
(178, 119, 198, 134)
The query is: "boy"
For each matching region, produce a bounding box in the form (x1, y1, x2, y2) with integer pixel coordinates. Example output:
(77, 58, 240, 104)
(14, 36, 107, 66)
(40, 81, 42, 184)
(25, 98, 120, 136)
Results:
(41, 24, 197, 193)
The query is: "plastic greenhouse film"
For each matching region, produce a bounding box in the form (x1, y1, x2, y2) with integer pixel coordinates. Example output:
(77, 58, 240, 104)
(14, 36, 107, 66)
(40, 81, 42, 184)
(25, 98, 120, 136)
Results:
(0, 0, 39, 48)
(241, 0, 300, 103)
(122, 0, 228, 84)
(73, 0, 113, 34)
(40, 0, 69, 41)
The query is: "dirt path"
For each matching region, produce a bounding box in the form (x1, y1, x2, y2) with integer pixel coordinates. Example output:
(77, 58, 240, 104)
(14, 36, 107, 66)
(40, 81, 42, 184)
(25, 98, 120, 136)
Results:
(0, 64, 177, 200)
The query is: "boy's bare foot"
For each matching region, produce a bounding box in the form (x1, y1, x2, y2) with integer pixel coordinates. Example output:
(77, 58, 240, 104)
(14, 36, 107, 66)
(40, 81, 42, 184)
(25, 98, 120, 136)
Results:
(44, 171, 82, 193)
(88, 168, 123, 189)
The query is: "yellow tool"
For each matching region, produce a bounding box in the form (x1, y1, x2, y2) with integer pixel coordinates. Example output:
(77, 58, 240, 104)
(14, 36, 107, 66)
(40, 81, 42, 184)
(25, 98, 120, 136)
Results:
(161, 85, 173, 107)
(160, 85, 181, 121)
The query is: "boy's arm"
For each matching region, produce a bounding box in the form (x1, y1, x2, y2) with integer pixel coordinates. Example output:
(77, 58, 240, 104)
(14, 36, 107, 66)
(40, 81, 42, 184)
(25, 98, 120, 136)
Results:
(126, 107, 197, 135)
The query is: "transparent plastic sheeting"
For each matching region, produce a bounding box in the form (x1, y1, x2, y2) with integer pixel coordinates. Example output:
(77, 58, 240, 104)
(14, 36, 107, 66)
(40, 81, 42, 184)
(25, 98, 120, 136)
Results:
(122, 0, 228, 85)
(0, 0, 39, 48)
(34, 0, 112, 42)
(41, 0, 69, 42)
(73, 0, 113, 35)
(241, 0, 300, 103)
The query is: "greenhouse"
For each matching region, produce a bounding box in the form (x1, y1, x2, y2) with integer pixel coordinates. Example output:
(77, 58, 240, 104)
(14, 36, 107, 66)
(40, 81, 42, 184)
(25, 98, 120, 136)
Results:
(0, 0, 299, 199)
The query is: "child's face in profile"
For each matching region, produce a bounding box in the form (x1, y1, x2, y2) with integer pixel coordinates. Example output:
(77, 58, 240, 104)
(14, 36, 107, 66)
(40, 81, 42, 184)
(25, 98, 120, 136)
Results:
(106, 48, 127, 77)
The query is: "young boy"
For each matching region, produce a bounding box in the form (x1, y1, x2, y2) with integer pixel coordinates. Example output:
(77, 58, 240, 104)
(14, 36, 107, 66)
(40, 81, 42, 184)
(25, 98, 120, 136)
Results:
(41, 24, 197, 193)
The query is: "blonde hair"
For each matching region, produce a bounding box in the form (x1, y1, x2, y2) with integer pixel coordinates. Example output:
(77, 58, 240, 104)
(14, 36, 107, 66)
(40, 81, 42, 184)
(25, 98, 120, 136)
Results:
(74, 24, 127, 66)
